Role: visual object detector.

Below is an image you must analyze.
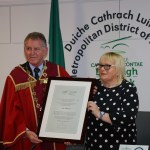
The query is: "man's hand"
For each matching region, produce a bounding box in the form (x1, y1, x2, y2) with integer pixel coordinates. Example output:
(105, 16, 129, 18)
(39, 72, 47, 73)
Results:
(26, 130, 43, 144)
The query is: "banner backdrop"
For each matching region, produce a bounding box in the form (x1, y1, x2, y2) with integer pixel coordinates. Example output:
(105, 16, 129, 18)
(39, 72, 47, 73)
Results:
(61, 0, 150, 111)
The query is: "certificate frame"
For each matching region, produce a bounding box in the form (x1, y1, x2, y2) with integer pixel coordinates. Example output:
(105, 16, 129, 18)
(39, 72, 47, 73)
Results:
(38, 77, 95, 143)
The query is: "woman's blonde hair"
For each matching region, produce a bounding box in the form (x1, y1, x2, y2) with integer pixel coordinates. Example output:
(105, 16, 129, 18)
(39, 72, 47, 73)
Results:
(99, 52, 125, 81)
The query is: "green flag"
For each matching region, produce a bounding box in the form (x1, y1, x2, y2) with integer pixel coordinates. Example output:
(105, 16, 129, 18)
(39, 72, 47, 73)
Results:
(49, 0, 65, 68)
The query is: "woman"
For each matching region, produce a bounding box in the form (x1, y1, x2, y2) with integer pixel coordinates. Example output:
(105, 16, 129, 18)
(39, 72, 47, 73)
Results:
(85, 52, 139, 150)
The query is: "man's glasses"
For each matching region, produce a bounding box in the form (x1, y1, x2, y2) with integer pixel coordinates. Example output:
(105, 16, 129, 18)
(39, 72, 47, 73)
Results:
(97, 64, 116, 70)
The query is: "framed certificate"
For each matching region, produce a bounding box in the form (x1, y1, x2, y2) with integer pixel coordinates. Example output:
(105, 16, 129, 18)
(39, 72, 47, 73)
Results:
(38, 77, 95, 143)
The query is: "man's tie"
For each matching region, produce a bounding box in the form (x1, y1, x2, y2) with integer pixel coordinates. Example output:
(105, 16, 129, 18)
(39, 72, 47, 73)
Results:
(34, 67, 40, 80)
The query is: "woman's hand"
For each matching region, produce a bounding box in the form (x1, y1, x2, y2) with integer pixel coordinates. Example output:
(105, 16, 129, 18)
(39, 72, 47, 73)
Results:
(87, 101, 100, 118)
(87, 101, 112, 125)
(26, 130, 43, 144)
(93, 86, 97, 95)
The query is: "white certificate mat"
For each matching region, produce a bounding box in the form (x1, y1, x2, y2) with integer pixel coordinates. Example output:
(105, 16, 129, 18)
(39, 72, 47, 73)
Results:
(38, 77, 94, 143)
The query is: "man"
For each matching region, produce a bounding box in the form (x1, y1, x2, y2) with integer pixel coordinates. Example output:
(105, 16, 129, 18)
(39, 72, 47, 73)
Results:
(0, 32, 69, 150)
